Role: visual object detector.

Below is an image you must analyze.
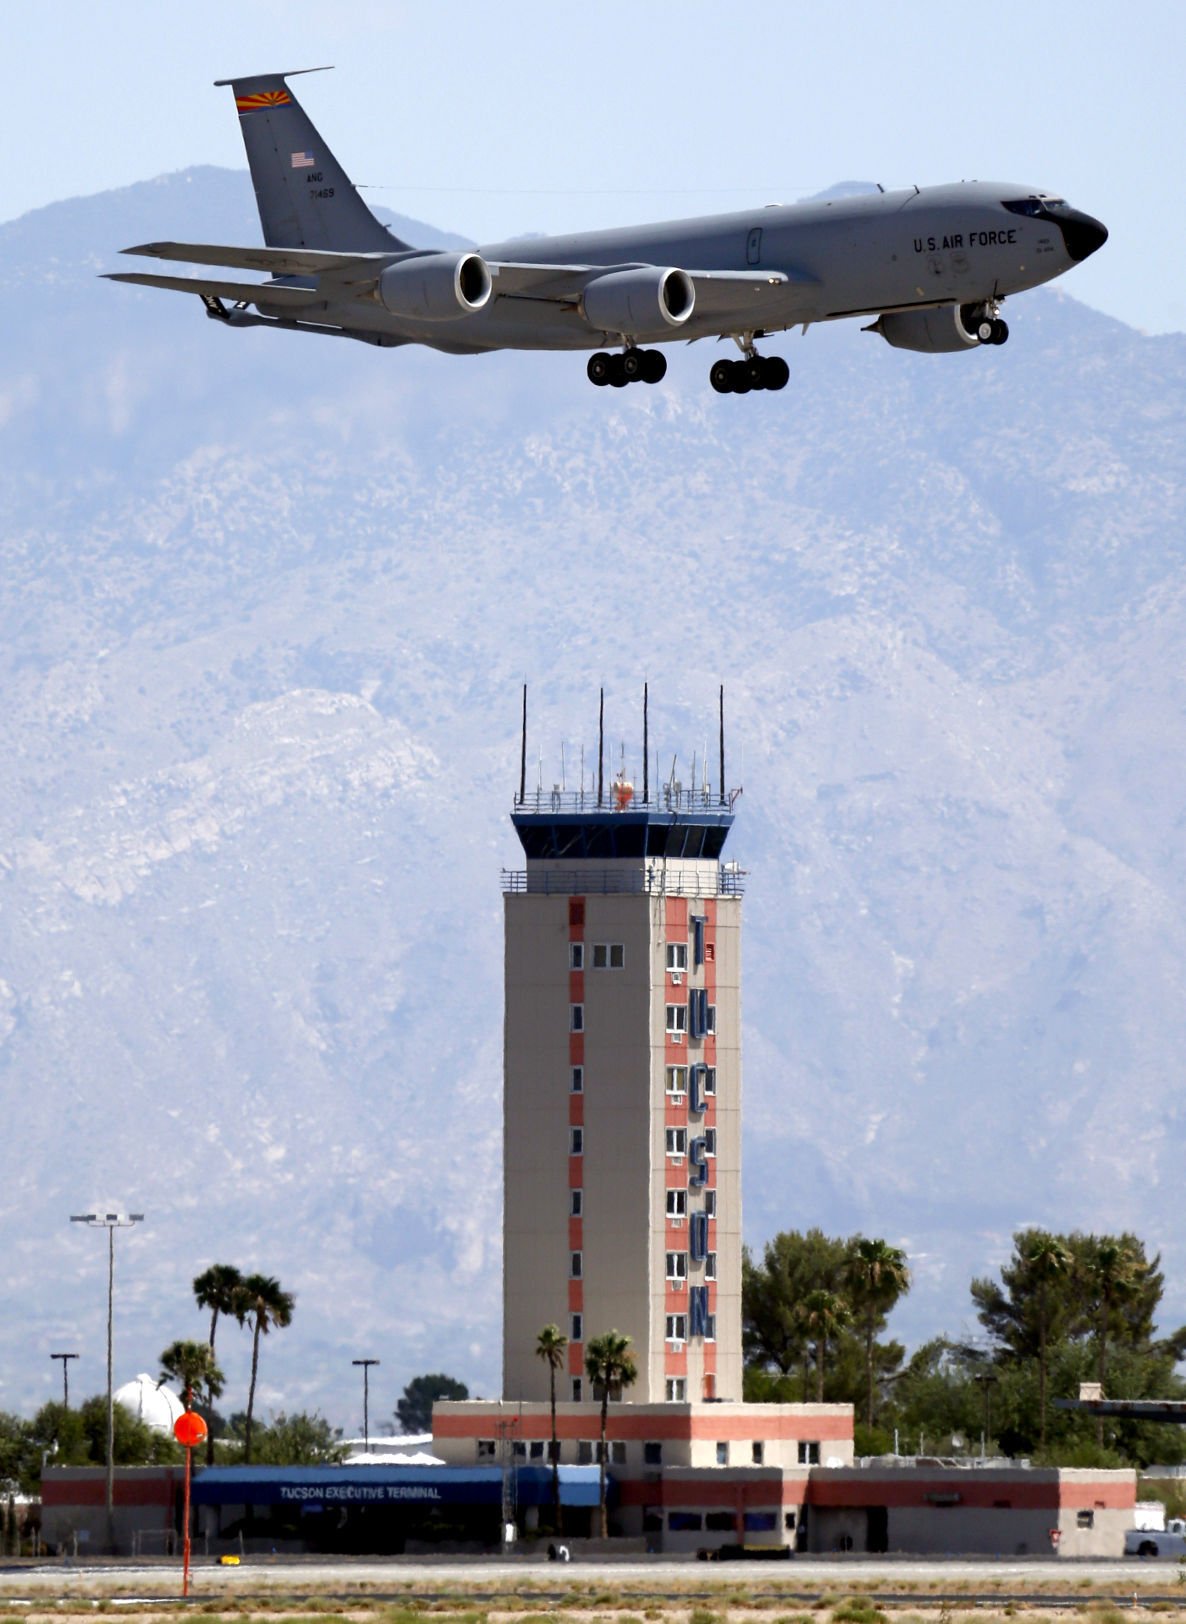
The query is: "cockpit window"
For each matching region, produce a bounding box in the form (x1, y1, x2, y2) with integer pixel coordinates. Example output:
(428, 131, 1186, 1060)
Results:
(1004, 197, 1066, 216)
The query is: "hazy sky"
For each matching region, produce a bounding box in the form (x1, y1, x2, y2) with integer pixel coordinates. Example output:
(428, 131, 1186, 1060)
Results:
(4, 0, 1182, 333)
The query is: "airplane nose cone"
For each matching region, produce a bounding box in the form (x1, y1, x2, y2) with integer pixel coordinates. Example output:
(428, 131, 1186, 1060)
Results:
(1060, 209, 1108, 262)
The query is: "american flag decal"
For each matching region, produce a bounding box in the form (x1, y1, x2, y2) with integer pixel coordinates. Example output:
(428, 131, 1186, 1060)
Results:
(291, 151, 316, 168)
(235, 89, 292, 113)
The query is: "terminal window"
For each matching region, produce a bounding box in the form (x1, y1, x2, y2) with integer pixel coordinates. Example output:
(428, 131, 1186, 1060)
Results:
(716, 1441, 728, 1465)
(644, 1441, 663, 1465)
(666, 1378, 687, 1401)
(752, 1442, 764, 1464)
(477, 1439, 496, 1459)
(706, 1511, 734, 1532)
(571, 1378, 582, 1400)
(610, 1441, 627, 1464)
(798, 1440, 820, 1464)
(529, 1440, 544, 1459)
(668, 1511, 702, 1531)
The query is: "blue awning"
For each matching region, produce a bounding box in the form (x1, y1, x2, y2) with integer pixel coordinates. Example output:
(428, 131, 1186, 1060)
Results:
(191, 1464, 604, 1510)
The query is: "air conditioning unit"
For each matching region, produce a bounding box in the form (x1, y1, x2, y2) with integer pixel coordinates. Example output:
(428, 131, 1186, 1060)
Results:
(670, 972, 683, 985)
(670, 1031, 683, 1043)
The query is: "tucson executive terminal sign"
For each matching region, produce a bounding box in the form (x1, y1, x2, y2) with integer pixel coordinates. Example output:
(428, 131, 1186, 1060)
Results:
(191, 1465, 602, 1509)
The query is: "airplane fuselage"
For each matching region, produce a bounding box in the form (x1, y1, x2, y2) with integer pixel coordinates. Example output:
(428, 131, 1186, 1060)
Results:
(265, 181, 1102, 354)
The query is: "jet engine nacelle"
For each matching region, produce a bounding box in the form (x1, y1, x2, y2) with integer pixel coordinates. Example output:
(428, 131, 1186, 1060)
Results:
(871, 303, 983, 353)
(377, 252, 493, 321)
(582, 267, 695, 335)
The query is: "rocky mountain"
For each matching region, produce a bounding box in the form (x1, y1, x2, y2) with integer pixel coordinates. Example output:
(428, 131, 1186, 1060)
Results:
(1, 167, 1184, 1422)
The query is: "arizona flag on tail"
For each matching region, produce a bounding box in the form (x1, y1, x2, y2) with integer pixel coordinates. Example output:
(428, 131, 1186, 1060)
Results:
(235, 89, 291, 113)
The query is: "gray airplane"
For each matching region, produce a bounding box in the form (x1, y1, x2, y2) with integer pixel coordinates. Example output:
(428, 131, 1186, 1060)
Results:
(108, 68, 1107, 395)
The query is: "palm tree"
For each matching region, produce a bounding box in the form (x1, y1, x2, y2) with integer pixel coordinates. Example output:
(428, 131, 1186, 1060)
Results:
(584, 1330, 637, 1539)
(1023, 1232, 1072, 1450)
(1082, 1237, 1139, 1446)
(797, 1289, 850, 1402)
(232, 1274, 296, 1464)
(193, 1264, 242, 1464)
(843, 1238, 910, 1428)
(159, 1339, 224, 1413)
(535, 1324, 568, 1531)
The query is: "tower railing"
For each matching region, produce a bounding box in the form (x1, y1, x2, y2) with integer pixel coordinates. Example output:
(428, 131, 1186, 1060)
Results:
(501, 865, 746, 897)
(513, 786, 740, 814)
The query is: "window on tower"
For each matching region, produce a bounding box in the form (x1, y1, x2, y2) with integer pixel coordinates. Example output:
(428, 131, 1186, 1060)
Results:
(570, 1189, 582, 1216)
(798, 1441, 821, 1464)
(665, 1065, 688, 1096)
(705, 1190, 717, 1217)
(665, 1313, 687, 1344)
(644, 1441, 663, 1464)
(665, 1127, 687, 1158)
(666, 1188, 687, 1221)
(569, 899, 585, 929)
(703, 1066, 717, 1096)
(665, 1004, 687, 1036)
(666, 942, 688, 973)
(571, 1378, 583, 1401)
(706, 1251, 717, 1280)
(570, 1251, 582, 1278)
(666, 1251, 688, 1283)
(665, 1378, 687, 1402)
(570, 1127, 583, 1154)
(570, 1004, 584, 1032)
(704, 1128, 717, 1156)
(571, 1312, 583, 1341)
(592, 943, 625, 969)
(571, 1066, 584, 1092)
(569, 942, 584, 971)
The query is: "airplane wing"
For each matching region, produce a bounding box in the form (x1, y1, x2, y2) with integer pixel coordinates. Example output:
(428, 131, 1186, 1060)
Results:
(489, 262, 808, 317)
(121, 240, 392, 279)
(104, 271, 321, 307)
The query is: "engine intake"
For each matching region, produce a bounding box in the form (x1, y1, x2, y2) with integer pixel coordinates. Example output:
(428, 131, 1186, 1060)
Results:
(378, 252, 493, 322)
(582, 267, 695, 337)
(869, 304, 983, 353)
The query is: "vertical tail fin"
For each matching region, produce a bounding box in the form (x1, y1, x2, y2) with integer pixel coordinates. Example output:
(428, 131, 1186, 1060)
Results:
(214, 67, 408, 252)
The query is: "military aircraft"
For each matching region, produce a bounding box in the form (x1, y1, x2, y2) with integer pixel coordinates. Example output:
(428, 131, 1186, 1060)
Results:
(107, 68, 1107, 395)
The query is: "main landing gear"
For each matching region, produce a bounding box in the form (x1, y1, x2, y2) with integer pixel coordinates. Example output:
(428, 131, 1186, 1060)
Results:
(709, 354, 790, 394)
(587, 348, 667, 387)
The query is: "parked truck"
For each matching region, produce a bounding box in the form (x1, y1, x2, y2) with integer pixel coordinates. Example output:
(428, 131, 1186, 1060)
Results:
(1126, 1517, 1186, 1558)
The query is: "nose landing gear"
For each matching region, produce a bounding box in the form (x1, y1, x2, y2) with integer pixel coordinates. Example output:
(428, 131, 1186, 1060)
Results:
(587, 347, 668, 387)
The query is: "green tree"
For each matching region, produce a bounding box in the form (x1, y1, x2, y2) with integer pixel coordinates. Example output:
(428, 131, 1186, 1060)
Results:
(159, 1339, 224, 1411)
(237, 1410, 346, 1465)
(584, 1330, 638, 1539)
(797, 1289, 851, 1402)
(844, 1237, 911, 1428)
(973, 1229, 1073, 1450)
(232, 1274, 295, 1465)
(395, 1373, 469, 1435)
(743, 1228, 850, 1389)
(193, 1263, 243, 1465)
(1074, 1234, 1154, 1443)
(535, 1325, 567, 1531)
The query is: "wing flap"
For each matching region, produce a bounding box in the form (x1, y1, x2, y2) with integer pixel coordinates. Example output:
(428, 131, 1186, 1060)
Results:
(104, 271, 321, 308)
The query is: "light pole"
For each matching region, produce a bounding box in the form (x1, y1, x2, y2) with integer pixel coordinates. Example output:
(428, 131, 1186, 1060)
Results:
(70, 1212, 144, 1553)
(50, 1352, 79, 1409)
(352, 1358, 379, 1455)
(974, 1370, 999, 1458)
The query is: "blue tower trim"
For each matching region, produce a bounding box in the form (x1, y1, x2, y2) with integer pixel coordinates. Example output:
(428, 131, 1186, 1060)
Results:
(511, 808, 734, 862)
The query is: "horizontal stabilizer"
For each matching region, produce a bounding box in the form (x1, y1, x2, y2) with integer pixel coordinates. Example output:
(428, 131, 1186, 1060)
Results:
(122, 241, 392, 279)
(104, 271, 320, 308)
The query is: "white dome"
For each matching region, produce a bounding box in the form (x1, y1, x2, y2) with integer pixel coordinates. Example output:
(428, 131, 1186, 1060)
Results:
(114, 1373, 185, 1433)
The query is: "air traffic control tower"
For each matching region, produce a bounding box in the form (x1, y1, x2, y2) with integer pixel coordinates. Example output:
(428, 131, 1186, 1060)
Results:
(502, 696, 743, 1407)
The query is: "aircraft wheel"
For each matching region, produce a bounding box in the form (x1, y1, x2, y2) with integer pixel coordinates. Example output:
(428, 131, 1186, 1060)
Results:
(607, 354, 628, 387)
(975, 318, 995, 343)
(642, 350, 667, 384)
(622, 348, 645, 382)
(730, 360, 753, 395)
(762, 356, 790, 391)
(990, 319, 1009, 346)
(744, 357, 767, 390)
(587, 352, 611, 386)
(709, 360, 734, 394)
